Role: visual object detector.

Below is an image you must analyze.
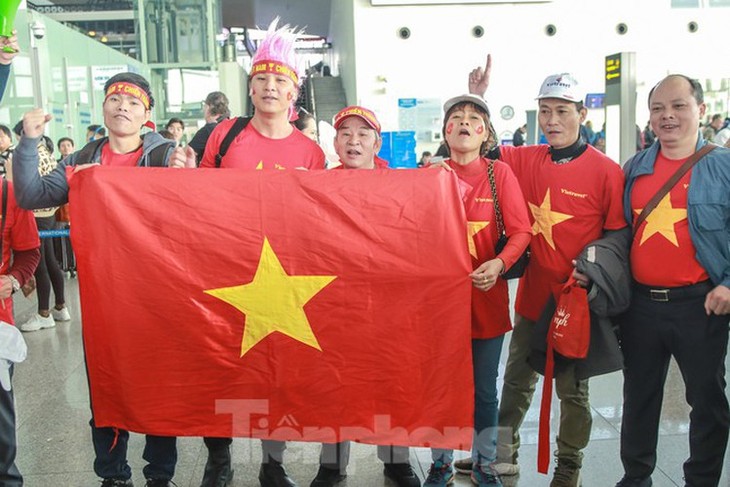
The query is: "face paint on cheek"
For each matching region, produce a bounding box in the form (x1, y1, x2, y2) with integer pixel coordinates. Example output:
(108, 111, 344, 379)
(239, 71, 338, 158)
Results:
(475, 125, 484, 135)
(446, 123, 454, 135)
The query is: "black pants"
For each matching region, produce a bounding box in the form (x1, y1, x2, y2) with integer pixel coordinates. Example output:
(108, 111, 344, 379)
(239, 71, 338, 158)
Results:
(0, 366, 22, 487)
(35, 216, 65, 311)
(205, 436, 285, 463)
(619, 292, 730, 486)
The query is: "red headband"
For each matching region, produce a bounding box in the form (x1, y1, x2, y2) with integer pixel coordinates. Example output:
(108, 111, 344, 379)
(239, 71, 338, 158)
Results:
(105, 82, 151, 110)
(250, 60, 299, 85)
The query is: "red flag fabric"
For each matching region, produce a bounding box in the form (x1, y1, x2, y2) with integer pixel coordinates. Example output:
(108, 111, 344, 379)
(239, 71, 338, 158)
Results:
(71, 167, 474, 450)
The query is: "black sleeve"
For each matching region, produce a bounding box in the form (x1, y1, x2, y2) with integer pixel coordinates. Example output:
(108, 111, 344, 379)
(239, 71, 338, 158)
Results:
(188, 124, 213, 164)
(487, 145, 501, 161)
(0, 64, 9, 103)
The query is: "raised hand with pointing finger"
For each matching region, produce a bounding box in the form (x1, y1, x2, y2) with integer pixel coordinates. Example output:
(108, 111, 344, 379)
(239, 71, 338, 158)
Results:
(468, 54, 491, 97)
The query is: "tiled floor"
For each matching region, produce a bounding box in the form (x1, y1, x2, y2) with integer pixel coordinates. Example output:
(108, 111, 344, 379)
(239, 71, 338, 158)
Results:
(10, 278, 730, 486)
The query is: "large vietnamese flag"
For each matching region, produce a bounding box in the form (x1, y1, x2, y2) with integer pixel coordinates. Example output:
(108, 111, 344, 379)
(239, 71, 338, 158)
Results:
(71, 167, 473, 449)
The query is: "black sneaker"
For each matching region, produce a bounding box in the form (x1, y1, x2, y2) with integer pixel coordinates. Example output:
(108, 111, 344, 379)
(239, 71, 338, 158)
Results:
(453, 458, 473, 475)
(615, 476, 652, 487)
(259, 460, 297, 487)
(200, 443, 234, 487)
(101, 480, 134, 487)
(309, 466, 346, 486)
(145, 480, 176, 487)
(383, 462, 420, 487)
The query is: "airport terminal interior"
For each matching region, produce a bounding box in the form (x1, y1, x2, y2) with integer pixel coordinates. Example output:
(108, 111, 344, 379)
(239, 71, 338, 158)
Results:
(2, 0, 730, 486)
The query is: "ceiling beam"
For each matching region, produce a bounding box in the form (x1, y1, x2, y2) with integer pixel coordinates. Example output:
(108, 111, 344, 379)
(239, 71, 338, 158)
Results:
(43, 9, 135, 21)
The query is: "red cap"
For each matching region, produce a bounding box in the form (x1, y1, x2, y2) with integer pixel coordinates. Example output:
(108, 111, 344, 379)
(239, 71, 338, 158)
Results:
(333, 106, 381, 134)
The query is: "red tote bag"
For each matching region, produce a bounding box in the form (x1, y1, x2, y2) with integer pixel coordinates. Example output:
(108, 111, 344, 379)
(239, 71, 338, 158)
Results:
(538, 277, 591, 474)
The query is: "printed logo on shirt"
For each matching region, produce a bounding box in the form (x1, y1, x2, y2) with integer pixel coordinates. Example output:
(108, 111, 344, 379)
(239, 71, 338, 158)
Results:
(474, 197, 494, 204)
(560, 188, 588, 199)
(255, 161, 288, 170)
(683, 183, 689, 190)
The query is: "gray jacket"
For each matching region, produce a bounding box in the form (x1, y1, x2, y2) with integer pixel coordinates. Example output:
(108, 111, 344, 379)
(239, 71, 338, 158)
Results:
(12, 132, 175, 210)
(529, 228, 631, 380)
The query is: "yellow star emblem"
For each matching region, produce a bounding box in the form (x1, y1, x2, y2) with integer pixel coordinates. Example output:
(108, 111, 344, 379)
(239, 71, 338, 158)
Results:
(467, 221, 489, 258)
(635, 193, 686, 246)
(205, 238, 337, 357)
(529, 188, 574, 250)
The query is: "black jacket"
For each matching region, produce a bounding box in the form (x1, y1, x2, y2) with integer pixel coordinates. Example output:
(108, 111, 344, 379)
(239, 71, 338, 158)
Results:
(188, 116, 226, 164)
(12, 132, 174, 209)
(529, 228, 631, 380)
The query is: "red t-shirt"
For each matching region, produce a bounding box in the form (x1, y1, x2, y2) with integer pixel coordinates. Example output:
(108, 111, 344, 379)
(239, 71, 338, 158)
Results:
(0, 182, 40, 324)
(630, 152, 708, 286)
(101, 143, 144, 167)
(374, 156, 389, 169)
(200, 120, 325, 170)
(500, 145, 626, 321)
(447, 157, 532, 338)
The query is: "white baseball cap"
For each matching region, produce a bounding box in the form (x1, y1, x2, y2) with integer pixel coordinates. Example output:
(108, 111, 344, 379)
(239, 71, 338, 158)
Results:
(536, 73, 586, 104)
(443, 94, 491, 117)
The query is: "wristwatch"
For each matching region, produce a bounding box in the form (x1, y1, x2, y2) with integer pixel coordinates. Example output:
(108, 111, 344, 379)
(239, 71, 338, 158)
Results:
(7, 275, 20, 294)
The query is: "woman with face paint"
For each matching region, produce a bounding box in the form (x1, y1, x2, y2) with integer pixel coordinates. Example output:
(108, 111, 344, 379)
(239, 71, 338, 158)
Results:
(424, 95, 531, 487)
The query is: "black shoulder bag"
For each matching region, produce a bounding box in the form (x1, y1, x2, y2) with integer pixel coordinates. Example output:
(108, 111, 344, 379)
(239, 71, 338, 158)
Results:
(488, 159, 530, 279)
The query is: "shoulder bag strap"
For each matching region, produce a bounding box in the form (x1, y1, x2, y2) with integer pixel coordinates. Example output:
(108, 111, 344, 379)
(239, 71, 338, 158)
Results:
(487, 159, 505, 236)
(633, 144, 717, 236)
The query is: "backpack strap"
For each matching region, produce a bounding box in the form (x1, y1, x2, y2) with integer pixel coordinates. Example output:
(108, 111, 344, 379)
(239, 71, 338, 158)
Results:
(75, 137, 107, 165)
(215, 117, 250, 168)
(144, 139, 173, 167)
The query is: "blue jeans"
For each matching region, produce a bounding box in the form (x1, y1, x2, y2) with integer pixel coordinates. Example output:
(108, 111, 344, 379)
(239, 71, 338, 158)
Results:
(432, 336, 504, 467)
(91, 419, 177, 480)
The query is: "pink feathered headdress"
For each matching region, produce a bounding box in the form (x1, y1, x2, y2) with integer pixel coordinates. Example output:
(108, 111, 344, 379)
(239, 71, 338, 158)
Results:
(250, 18, 304, 120)
(251, 17, 303, 87)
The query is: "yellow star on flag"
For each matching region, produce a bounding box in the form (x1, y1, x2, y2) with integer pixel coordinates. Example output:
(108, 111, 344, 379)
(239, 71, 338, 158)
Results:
(205, 238, 337, 357)
(635, 193, 686, 246)
(529, 188, 574, 250)
(467, 221, 489, 258)
(255, 161, 264, 170)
